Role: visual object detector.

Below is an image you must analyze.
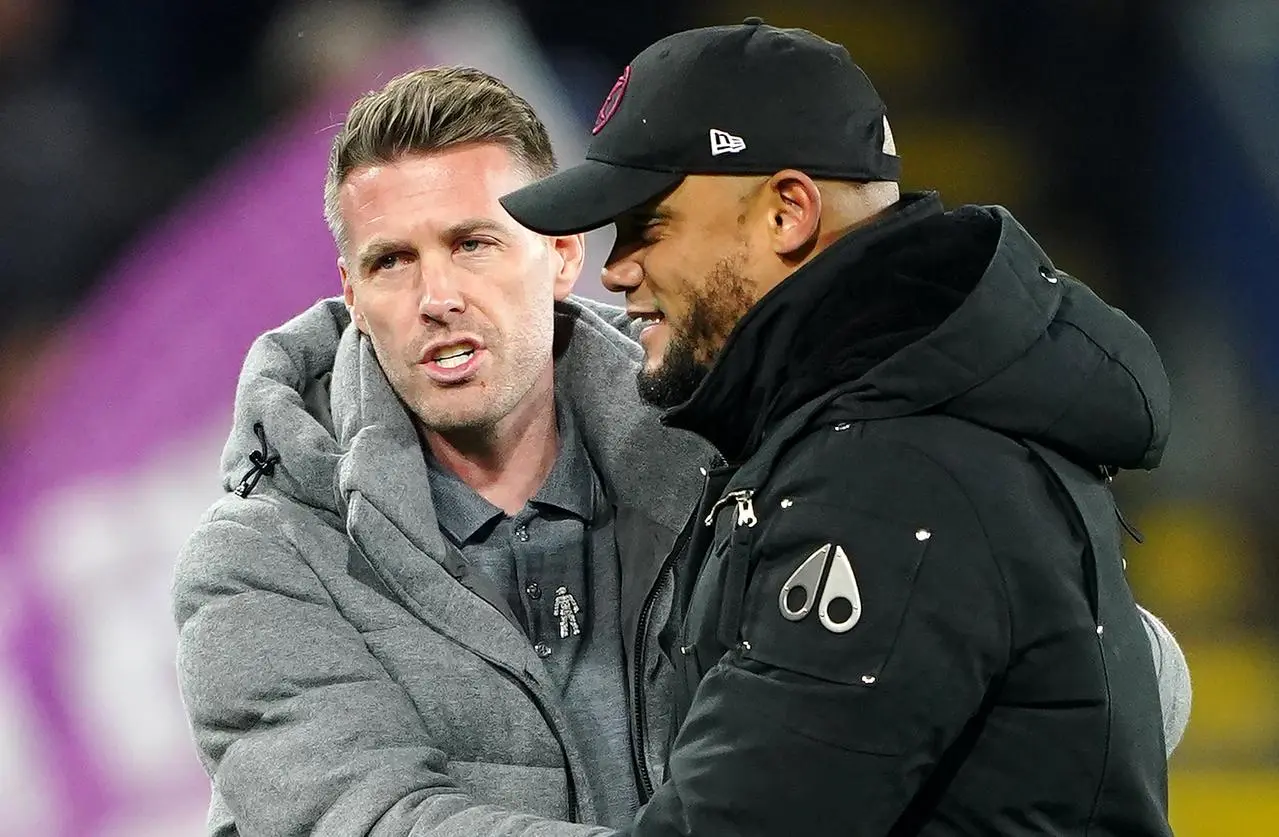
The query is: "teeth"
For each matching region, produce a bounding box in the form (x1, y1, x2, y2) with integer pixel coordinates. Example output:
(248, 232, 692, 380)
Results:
(433, 344, 474, 368)
(436, 352, 473, 369)
(433, 343, 471, 359)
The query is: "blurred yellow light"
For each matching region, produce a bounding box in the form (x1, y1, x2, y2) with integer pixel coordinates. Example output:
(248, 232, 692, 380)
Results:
(1127, 504, 1254, 625)
(1171, 769, 1279, 835)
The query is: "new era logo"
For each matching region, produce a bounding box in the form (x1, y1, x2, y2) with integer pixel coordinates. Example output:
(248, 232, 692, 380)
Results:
(709, 128, 746, 156)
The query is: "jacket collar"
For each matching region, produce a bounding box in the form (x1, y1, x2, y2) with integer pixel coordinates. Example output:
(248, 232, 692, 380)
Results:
(426, 401, 596, 545)
(326, 297, 712, 538)
(662, 192, 1168, 474)
(663, 192, 946, 462)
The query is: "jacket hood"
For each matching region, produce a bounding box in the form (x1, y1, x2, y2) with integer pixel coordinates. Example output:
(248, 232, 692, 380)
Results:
(220, 298, 348, 515)
(220, 296, 710, 532)
(663, 193, 1171, 472)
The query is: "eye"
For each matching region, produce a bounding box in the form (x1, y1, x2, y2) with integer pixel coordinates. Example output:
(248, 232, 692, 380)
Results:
(627, 213, 667, 243)
(615, 219, 652, 246)
(374, 252, 407, 272)
(457, 238, 491, 254)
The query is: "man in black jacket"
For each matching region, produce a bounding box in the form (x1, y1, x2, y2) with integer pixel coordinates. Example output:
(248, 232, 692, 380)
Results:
(501, 18, 1184, 837)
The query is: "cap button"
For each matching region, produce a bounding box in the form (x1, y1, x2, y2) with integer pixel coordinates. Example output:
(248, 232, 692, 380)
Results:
(742, 16, 764, 26)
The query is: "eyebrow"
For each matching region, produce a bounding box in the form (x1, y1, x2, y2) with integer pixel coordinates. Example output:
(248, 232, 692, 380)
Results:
(356, 238, 409, 275)
(441, 217, 511, 241)
(355, 218, 511, 275)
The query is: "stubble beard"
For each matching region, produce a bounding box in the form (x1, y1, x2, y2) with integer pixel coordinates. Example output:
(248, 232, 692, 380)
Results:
(637, 252, 754, 410)
(376, 327, 542, 446)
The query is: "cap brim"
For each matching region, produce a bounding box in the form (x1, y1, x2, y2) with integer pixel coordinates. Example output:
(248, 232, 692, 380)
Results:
(500, 160, 683, 236)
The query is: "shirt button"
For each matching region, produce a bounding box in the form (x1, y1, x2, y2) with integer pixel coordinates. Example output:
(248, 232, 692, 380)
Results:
(534, 642, 552, 658)
(514, 525, 530, 542)
(526, 581, 542, 599)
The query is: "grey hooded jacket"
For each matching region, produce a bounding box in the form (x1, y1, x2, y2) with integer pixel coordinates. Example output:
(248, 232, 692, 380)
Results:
(174, 297, 708, 836)
(173, 295, 1190, 837)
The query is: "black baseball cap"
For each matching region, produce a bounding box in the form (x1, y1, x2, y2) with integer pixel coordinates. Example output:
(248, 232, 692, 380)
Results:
(500, 17, 900, 236)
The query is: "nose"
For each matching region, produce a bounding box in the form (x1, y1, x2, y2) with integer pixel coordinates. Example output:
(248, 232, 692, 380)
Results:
(418, 265, 465, 322)
(602, 251, 643, 294)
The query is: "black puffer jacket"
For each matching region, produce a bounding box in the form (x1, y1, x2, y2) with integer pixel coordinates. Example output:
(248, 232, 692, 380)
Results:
(626, 193, 1177, 836)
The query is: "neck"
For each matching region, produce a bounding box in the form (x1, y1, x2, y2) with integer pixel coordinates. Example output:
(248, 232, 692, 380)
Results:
(421, 364, 560, 516)
(814, 202, 899, 258)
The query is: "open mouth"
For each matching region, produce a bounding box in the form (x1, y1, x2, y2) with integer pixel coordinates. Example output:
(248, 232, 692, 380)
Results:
(431, 345, 475, 369)
(631, 312, 665, 329)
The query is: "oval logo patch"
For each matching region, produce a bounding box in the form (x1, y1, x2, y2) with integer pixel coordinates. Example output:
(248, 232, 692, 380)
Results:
(592, 65, 631, 135)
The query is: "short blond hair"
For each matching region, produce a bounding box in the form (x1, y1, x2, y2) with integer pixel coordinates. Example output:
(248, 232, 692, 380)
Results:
(323, 66, 557, 253)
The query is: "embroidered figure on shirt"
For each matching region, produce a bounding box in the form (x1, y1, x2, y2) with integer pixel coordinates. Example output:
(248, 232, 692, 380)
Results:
(553, 586, 581, 638)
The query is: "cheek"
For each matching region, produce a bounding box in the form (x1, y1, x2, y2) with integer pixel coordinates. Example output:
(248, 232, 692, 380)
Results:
(352, 306, 373, 335)
(487, 260, 558, 324)
(492, 284, 558, 363)
(355, 301, 414, 360)
(644, 253, 697, 318)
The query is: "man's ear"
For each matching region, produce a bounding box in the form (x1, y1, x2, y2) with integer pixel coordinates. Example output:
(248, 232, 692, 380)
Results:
(764, 170, 823, 259)
(338, 259, 367, 334)
(548, 233, 586, 302)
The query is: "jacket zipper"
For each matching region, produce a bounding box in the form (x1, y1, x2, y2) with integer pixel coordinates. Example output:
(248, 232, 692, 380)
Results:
(631, 519, 693, 801)
(632, 486, 756, 801)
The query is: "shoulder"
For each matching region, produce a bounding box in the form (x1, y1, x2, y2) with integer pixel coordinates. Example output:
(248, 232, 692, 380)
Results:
(850, 415, 1079, 558)
(751, 419, 1005, 601)
(750, 416, 1016, 606)
(173, 493, 335, 627)
(777, 413, 1054, 535)
(767, 415, 994, 534)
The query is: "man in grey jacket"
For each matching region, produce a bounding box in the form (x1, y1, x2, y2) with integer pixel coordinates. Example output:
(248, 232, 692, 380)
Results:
(173, 65, 1190, 837)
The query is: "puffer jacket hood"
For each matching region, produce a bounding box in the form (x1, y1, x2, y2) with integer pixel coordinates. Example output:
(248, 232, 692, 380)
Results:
(220, 295, 711, 534)
(220, 298, 348, 514)
(664, 192, 1171, 472)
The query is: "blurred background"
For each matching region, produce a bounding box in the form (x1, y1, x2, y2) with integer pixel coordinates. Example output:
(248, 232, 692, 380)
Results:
(0, 0, 1273, 833)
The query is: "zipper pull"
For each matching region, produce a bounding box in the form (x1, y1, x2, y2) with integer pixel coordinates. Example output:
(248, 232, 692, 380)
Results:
(705, 489, 756, 527)
(703, 492, 735, 526)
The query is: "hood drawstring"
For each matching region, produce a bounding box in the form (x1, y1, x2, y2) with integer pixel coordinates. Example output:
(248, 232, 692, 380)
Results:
(234, 422, 280, 497)
(1101, 465, 1146, 545)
